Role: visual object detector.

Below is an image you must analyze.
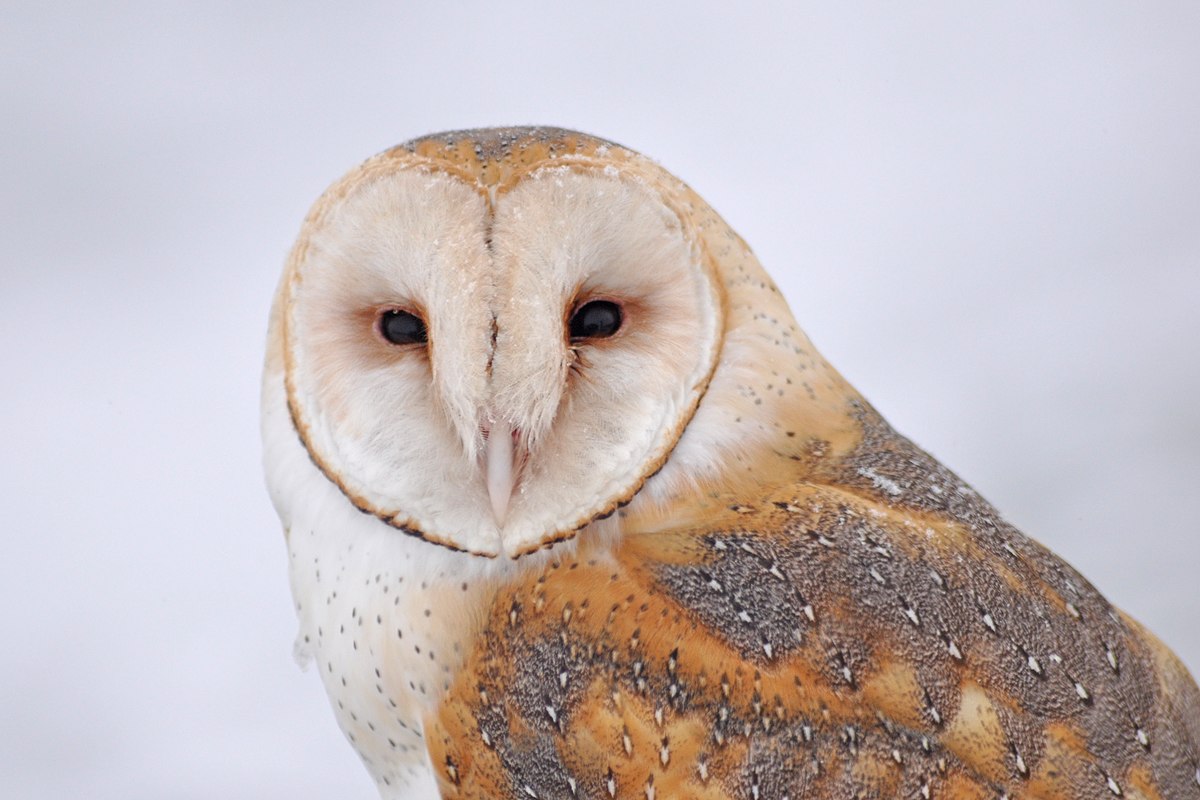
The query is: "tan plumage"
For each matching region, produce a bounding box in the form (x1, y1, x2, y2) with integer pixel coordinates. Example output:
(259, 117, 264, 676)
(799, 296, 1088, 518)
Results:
(263, 127, 1200, 799)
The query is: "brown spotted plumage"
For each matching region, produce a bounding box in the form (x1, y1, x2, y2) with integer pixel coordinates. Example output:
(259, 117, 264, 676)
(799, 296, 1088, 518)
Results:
(430, 410, 1200, 798)
(263, 127, 1200, 799)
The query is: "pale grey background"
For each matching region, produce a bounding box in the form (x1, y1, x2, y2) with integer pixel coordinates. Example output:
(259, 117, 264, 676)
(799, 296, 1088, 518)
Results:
(2, 2, 1197, 798)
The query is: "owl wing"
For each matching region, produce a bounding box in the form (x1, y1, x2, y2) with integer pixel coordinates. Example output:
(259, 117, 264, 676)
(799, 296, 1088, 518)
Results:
(427, 424, 1200, 800)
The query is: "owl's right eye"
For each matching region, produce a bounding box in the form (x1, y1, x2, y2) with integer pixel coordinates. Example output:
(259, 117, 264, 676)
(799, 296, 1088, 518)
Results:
(378, 309, 428, 345)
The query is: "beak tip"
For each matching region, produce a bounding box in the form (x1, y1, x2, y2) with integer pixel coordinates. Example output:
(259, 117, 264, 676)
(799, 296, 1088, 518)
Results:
(489, 491, 510, 526)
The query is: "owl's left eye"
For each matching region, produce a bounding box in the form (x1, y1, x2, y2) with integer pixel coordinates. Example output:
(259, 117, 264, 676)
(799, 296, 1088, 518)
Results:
(378, 309, 427, 345)
(569, 300, 623, 340)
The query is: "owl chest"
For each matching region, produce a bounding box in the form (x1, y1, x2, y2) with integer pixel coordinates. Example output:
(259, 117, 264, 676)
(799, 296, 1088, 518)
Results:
(287, 524, 491, 791)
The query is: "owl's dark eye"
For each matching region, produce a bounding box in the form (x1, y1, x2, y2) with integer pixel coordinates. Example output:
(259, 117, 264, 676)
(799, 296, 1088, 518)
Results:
(379, 309, 427, 345)
(569, 300, 623, 340)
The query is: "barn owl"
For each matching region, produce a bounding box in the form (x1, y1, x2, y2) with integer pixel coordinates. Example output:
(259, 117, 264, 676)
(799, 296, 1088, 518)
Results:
(262, 127, 1200, 799)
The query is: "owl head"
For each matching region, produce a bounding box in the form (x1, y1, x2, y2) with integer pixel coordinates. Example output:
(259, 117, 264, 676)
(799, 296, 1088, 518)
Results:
(264, 127, 838, 558)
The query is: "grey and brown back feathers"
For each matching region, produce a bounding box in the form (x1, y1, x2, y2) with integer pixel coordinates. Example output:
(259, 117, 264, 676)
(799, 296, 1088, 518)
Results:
(264, 128, 1200, 799)
(430, 402, 1200, 799)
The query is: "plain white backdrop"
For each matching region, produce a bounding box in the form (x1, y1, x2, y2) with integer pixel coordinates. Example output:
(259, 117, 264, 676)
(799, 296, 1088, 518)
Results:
(3, 3, 1198, 797)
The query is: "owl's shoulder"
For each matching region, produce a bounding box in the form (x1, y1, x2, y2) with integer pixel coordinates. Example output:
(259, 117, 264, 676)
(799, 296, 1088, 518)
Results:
(427, 418, 1199, 798)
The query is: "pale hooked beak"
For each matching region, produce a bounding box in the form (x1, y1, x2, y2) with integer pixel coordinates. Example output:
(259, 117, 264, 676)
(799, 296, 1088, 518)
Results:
(485, 420, 516, 526)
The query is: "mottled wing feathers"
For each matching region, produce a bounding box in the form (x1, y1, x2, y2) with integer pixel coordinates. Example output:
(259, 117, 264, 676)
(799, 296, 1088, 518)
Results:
(428, 411, 1199, 799)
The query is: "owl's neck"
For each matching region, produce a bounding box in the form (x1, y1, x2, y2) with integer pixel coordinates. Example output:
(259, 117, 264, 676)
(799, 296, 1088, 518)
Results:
(625, 234, 866, 531)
